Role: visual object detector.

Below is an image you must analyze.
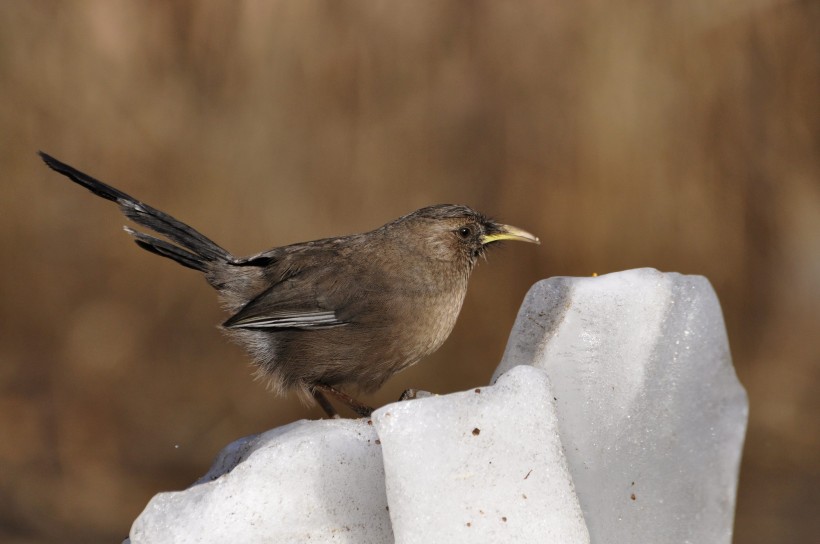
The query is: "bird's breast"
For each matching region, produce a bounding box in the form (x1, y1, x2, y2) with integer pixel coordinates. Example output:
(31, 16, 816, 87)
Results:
(374, 272, 470, 373)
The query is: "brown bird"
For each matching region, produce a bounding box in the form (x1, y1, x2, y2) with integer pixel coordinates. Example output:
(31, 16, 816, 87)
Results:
(40, 152, 539, 417)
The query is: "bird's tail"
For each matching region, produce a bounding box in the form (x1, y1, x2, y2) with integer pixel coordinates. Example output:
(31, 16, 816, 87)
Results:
(39, 151, 234, 272)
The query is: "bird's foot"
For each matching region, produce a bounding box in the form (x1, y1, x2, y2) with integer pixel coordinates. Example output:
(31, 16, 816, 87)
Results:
(398, 388, 434, 402)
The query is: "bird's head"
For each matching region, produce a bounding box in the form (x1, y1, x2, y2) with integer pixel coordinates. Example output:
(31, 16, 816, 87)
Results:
(395, 204, 539, 270)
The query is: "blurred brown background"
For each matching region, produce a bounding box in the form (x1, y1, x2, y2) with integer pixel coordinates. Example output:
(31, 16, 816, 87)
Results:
(1, 1, 817, 542)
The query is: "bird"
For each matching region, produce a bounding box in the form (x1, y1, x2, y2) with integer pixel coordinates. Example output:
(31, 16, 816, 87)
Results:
(39, 152, 539, 417)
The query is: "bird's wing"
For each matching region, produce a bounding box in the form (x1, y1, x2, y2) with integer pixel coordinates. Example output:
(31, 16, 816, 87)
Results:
(222, 256, 355, 330)
(222, 283, 347, 330)
(224, 236, 391, 331)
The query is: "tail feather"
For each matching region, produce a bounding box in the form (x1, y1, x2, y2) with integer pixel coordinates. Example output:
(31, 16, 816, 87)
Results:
(124, 227, 208, 272)
(39, 151, 233, 270)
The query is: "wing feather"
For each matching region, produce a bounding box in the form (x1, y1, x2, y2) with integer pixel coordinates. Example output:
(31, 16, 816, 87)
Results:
(225, 309, 344, 330)
(222, 255, 350, 330)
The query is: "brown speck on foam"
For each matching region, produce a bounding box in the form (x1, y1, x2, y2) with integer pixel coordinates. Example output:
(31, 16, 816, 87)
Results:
(472, 428, 481, 436)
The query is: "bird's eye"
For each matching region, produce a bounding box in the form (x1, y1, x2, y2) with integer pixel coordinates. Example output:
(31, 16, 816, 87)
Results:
(457, 226, 472, 239)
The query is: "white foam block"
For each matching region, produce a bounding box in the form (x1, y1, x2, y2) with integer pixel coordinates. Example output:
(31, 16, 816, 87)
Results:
(128, 419, 392, 544)
(493, 268, 748, 543)
(372, 365, 590, 544)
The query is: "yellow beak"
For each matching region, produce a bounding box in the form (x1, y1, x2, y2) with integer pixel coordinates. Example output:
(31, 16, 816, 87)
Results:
(480, 224, 540, 245)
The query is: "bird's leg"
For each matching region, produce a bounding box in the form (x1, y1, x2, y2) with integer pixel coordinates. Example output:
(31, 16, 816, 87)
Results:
(314, 384, 374, 418)
(312, 389, 340, 419)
